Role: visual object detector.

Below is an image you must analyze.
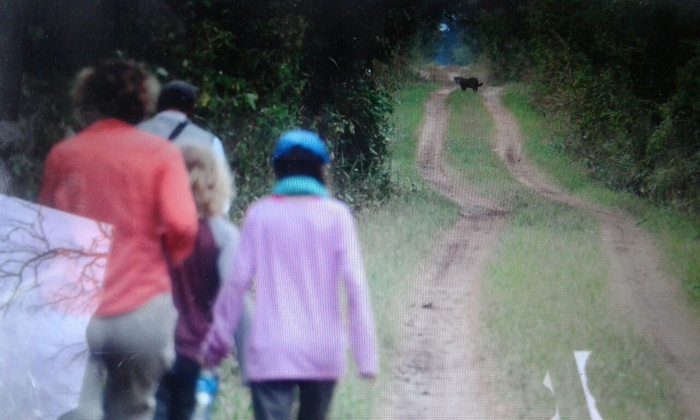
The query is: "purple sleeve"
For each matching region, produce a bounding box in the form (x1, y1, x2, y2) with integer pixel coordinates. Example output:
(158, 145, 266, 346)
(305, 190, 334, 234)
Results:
(201, 214, 255, 367)
(340, 208, 378, 376)
(159, 147, 198, 265)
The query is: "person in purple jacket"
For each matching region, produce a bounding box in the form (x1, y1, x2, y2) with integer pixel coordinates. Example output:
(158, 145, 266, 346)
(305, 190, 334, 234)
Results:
(201, 129, 378, 420)
(154, 141, 251, 420)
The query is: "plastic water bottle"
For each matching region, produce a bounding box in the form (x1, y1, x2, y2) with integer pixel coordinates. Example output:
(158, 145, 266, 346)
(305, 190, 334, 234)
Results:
(192, 369, 218, 420)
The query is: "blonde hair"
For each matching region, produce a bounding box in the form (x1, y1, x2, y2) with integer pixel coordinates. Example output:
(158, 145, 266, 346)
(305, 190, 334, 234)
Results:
(177, 141, 234, 217)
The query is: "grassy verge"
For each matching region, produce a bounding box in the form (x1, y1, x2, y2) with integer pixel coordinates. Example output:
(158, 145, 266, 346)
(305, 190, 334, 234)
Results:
(481, 208, 681, 418)
(444, 87, 685, 418)
(331, 191, 458, 418)
(501, 84, 700, 303)
(445, 90, 499, 195)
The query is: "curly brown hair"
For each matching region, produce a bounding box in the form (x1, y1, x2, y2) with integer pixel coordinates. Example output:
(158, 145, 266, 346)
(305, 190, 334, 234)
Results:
(70, 59, 160, 126)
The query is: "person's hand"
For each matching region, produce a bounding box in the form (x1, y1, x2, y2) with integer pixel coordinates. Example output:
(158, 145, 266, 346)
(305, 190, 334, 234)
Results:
(196, 352, 207, 367)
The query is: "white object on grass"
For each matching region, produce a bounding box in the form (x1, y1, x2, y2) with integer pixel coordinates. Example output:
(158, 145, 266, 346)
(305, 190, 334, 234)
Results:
(543, 371, 561, 420)
(574, 351, 604, 420)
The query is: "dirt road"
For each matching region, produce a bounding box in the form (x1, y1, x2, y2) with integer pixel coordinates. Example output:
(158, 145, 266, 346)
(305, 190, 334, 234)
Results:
(376, 78, 506, 418)
(377, 74, 700, 418)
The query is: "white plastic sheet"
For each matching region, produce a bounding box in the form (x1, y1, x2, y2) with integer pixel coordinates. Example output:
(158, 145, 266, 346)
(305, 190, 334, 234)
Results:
(0, 194, 112, 419)
(543, 371, 561, 420)
(575, 351, 604, 420)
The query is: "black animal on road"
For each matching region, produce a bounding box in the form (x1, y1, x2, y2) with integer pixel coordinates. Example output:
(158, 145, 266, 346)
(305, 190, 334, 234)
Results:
(454, 76, 483, 92)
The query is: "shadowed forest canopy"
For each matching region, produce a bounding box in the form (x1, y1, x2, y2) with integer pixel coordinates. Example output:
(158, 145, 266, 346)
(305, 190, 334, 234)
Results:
(470, 0, 700, 212)
(0, 0, 452, 213)
(2, 0, 700, 213)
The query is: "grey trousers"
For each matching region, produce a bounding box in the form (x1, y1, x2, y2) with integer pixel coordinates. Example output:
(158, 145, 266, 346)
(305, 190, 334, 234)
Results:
(59, 293, 177, 420)
(249, 380, 336, 420)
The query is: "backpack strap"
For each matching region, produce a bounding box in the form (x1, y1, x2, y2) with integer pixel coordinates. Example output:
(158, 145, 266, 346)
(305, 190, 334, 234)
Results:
(168, 120, 189, 140)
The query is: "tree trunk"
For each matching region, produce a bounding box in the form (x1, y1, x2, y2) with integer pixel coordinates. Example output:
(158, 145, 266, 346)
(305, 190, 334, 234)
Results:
(0, 0, 29, 121)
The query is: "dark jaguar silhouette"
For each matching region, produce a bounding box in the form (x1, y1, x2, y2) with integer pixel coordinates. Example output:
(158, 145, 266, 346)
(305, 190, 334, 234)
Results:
(454, 76, 483, 92)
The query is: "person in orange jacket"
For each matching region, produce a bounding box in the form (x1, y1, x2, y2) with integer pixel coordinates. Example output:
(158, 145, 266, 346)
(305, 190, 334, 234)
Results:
(39, 59, 199, 420)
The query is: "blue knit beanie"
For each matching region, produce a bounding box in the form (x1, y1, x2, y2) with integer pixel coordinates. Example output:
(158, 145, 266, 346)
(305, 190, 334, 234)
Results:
(272, 130, 330, 164)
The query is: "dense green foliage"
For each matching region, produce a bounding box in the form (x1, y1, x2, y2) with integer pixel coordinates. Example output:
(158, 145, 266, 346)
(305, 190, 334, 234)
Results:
(152, 2, 308, 216)
(152, 0, 453, 214)
(504, 84, 700, 297)
(472, 0, 700, 212)
(5, 0, 452, 212)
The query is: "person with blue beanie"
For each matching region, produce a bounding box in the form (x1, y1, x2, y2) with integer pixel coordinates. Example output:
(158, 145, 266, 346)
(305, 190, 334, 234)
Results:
(201, 129, 378, 420)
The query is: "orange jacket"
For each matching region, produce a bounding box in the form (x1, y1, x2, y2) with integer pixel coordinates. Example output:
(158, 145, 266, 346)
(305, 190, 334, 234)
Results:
(39, 119, 198, 317)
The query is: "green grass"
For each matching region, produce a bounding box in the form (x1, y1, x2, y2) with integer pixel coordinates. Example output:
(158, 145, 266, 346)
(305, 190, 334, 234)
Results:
(445, 88, 506, 199)
(443, 87, 686, 418)
(482, 209, 682, 418)
(444, 89, 550, 214)
(214, 359, 252, 419)
(502, 84, 700, 304)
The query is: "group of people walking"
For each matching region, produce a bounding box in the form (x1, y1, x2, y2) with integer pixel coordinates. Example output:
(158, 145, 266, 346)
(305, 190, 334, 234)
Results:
(38, 58, 377, 420)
